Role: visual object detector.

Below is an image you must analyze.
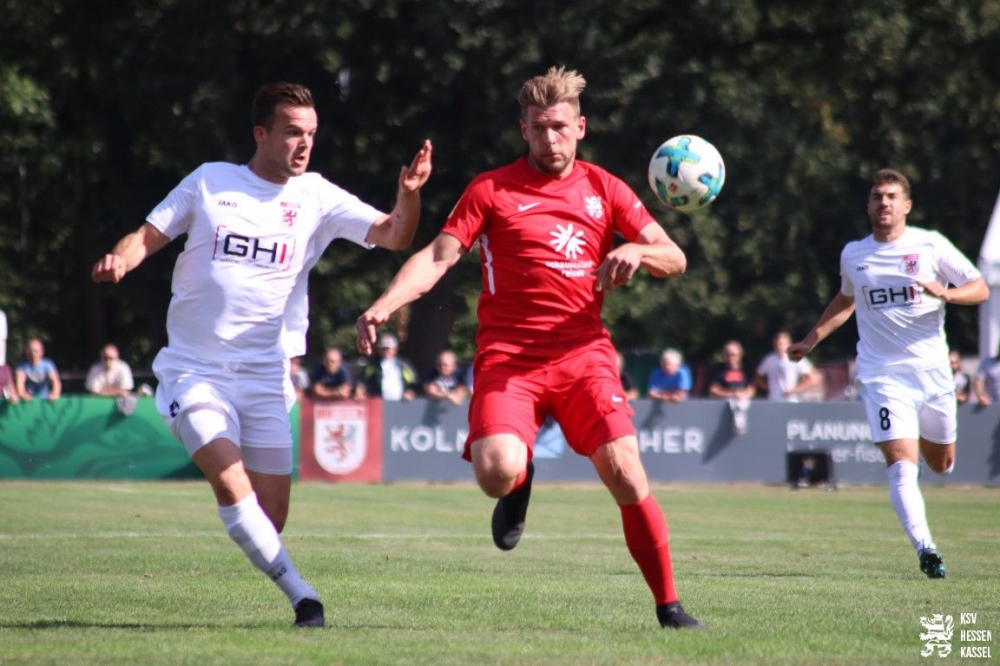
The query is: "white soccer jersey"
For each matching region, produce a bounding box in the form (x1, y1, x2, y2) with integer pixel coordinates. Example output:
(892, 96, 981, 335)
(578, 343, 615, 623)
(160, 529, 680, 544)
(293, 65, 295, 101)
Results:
(148, 163, 382, 363)
(756, 353, 813, 402)
(840, 226, 981, 377)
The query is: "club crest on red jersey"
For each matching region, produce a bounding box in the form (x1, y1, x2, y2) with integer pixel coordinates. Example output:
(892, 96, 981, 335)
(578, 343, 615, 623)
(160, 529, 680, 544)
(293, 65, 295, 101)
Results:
(584, 195, 604, 219)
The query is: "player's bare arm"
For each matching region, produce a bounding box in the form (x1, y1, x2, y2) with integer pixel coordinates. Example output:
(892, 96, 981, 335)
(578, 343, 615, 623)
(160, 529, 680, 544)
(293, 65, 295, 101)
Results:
(917, 276, 989, 305)
(787, 293, 856, 361)
(593, 222, 686, 292)
(365, 140, 433, 250)
(91, 223, 171, 283)
(356, 232, 466, 355)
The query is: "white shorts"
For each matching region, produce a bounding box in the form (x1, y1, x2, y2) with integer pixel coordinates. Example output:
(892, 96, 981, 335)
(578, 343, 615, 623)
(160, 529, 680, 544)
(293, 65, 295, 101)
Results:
(855, 368, 956, 445)
(152, 347, 296, 474)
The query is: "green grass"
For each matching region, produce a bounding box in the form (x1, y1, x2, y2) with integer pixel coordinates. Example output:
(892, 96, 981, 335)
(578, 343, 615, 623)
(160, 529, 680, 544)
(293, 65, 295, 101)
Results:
(0, 481, 997, 665)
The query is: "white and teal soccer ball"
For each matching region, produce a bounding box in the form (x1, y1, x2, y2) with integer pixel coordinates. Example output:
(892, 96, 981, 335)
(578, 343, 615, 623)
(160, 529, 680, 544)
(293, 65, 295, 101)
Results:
(647, 135, 725, 212)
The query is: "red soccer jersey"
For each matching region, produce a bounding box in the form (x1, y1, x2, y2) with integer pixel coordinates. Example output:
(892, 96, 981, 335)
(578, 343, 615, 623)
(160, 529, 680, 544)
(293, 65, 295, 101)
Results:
(442, 157, 656, 358)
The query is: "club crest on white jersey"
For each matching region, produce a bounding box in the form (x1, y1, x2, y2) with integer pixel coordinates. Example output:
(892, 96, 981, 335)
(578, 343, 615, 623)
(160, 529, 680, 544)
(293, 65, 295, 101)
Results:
(900, 253, 920, 275)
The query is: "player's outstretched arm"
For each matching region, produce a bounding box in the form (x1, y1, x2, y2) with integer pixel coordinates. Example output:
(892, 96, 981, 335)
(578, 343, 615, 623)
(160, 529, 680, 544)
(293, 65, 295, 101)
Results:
(356, 232, 465, 355)
(91, 223, 171, 283)
(366, 140, 433, 251)
(593, 222, 686, 292)
(787, 293, 855, 361)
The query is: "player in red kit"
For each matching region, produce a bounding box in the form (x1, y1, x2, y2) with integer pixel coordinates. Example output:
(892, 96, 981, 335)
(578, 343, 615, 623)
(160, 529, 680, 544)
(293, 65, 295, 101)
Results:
(355, 66, 702, 629)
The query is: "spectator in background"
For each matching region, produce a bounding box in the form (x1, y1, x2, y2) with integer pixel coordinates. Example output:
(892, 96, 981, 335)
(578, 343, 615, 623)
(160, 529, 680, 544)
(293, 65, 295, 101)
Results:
(353, 333, 418, 401)
(617, 352, 639, 401)
(289, 356, 310, 401)
(423, 349, 468, 405)
(310, 348, 351, 400)
(0, 308, 7, 366)
(708, 340, 755, 434)
(0, 358, 18, 404)
(85, 344, 135, 397)
(754, 330, 819, 402)
(647, 348, 692, 402)
(950, 350, 970, 404)
(972, 351, 1000, 405)
(15, 338, 61, 402)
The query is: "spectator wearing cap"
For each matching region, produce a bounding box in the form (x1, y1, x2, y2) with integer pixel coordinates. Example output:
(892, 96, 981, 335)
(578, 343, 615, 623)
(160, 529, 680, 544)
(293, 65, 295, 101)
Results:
(353, 333, 418, 401)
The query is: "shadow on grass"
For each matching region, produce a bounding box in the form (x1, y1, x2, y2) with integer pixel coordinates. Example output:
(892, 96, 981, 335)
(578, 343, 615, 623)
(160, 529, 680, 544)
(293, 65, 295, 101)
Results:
(3, 619, 262, 630)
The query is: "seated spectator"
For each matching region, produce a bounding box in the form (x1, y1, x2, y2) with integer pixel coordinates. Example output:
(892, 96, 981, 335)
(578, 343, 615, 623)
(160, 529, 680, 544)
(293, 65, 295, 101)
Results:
(708, 340, 755, 434)
(289, 356, 311, 401)
(353, 333, 418, 401)
(423, 349, 468, 405)
(85, 344, 135, 397)
(754, 330, 819, 402)
(616, 352, 639, 401)
(0, 359, 18, 404)
(950, 350, 970, 404)
(15, 338, 61, 402)
(311, 348, 352, 400)
(647, 348, 692, 402)
(973, 351, 1000, 405)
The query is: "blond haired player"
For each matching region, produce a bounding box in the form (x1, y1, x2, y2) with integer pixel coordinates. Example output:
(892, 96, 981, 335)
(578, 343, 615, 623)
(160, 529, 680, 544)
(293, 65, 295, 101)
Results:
(356, 67, 701, 629)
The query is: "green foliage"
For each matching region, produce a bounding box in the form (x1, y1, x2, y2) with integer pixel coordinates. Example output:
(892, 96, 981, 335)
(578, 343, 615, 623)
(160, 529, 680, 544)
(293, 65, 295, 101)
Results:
(0, 0, 998, 372)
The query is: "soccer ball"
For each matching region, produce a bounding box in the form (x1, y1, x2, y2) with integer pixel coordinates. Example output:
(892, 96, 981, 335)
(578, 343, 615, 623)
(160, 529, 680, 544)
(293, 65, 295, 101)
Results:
(647, 135, 725, 212)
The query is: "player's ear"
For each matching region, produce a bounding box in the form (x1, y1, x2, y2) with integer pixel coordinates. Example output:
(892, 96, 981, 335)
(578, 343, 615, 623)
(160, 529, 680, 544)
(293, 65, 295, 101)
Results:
(252, 124, 268, 146)
(577, 115, 586, 139)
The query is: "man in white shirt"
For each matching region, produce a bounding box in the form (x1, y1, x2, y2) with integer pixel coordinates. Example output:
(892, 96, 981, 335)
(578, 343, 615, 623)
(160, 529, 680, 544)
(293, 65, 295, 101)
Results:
(789, 169, 988, 579)
(754, 330, 819, 402)
(91, 82, 432, 628)
(85, 344, 135, 397)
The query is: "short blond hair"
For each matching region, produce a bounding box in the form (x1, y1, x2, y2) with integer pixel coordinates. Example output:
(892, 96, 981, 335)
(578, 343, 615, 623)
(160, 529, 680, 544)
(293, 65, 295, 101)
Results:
(517, 66, 586, 117)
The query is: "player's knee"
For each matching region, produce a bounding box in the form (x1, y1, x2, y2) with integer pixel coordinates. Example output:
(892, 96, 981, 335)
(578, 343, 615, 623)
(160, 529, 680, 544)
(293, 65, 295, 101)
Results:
(474, 465, 520, 498)
(470, 438, 526, 497)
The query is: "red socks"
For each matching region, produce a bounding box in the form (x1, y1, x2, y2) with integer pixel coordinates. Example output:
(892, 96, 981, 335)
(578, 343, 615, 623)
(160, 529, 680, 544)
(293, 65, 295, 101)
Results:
(620, 495, 677, 605)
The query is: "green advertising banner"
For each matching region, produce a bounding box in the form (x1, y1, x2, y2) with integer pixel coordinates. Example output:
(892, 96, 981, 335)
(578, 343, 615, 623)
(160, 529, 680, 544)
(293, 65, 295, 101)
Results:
(0, 397, 197, 480)
(0, 397, 303, 480)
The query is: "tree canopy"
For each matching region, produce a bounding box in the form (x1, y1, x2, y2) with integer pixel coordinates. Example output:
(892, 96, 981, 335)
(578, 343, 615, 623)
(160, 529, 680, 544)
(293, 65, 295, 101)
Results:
(1, 0, 998, 376)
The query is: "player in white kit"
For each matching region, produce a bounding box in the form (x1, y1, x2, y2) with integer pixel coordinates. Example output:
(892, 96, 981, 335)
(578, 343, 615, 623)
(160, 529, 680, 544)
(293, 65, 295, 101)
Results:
(91, 83, 433, 626)
(789, 169, 988, 578)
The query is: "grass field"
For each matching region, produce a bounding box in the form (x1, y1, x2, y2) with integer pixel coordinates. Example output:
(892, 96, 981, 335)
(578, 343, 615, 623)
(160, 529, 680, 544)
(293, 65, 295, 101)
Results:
(0, 480, 997, 665)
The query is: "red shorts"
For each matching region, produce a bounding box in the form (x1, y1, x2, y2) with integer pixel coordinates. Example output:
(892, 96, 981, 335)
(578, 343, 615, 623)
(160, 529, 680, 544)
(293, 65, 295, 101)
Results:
(464, 339, 635, 460)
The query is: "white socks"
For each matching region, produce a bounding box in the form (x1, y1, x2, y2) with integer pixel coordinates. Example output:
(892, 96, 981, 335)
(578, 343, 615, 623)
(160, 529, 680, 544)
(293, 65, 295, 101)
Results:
(217, 493, 319, 607)
(886, 461, 935, 552)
